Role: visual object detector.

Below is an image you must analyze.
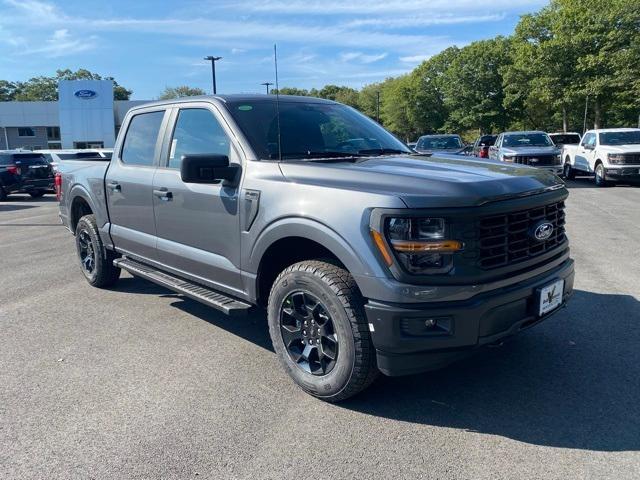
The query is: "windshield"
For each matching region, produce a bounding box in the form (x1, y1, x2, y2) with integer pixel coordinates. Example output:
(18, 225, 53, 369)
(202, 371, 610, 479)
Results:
(550, 134, 581, 145)
(503, 133, 553, 148)
(599, 131, 640, 145)
(226, 100, 411, 160)
(421, 136, 463, 149)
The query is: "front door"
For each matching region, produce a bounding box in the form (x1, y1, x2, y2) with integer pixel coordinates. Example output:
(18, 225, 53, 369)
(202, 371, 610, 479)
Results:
(106, 109, 167, 261)
(575, 133, 596, 172)
(152, 105, 243, 296)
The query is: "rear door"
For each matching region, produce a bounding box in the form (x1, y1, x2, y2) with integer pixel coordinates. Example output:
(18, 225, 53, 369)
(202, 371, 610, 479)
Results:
(106, 108, 169, 261)
(151, 103, 244, 295)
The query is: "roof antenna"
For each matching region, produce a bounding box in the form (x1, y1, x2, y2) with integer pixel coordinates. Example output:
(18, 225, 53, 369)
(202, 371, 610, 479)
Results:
(274, 43, 282, 161)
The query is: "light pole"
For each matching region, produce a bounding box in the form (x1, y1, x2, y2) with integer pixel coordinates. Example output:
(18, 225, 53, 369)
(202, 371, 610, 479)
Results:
(204, 56, 222, 94)
(261, 82, 273, 95)
(376, 91, 380, 123)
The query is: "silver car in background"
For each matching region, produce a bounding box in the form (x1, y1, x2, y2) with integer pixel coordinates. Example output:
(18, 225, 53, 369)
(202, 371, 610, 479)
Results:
(489, 131, 562, 174)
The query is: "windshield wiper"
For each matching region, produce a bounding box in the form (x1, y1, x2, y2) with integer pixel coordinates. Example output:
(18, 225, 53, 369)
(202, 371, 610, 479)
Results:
(282, 151, 366, 160)
(357, 148, 410, 156)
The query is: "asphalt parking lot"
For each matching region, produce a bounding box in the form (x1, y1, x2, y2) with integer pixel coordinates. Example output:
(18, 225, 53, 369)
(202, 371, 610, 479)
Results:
(1, 178, 639, 480)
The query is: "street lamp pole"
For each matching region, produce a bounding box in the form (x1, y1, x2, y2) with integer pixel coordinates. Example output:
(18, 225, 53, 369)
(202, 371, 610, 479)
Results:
(204, 56, 222, 94)
(261, 82, 273, 95)
(376, 91, 380, 123)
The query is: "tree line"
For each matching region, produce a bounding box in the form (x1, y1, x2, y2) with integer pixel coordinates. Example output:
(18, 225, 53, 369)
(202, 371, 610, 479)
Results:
(0, 69, 132, 101)
(276, 0, 640, 140)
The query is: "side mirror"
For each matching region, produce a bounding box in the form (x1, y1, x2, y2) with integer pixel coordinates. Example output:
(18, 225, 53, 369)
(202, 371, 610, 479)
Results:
(180, 154, 239, 184)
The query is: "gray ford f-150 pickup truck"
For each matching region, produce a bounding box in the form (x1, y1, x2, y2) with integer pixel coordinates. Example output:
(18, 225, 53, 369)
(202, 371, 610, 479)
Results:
(59, 95, 574, 401)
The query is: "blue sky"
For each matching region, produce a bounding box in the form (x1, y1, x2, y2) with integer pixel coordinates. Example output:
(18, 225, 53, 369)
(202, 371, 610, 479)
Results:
(0, 0, 548, 100)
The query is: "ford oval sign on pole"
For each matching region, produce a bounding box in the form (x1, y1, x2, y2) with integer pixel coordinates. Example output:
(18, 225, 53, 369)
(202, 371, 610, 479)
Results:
(74, 90, 97, 99)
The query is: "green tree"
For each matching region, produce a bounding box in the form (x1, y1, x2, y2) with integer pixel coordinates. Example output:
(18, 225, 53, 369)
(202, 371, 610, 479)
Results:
(0, 80, 23, 101)
(441, 38, 511, 133)
(7, 69, 132, 101)
(158, 85, 207, 100)
(410, 46, 459, 134)
(270, 87, 310, 96)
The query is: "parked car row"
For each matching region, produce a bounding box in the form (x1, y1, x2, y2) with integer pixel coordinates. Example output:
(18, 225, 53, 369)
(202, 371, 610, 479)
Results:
(410, 128, 640, 187)
(0, 148, 113, 200)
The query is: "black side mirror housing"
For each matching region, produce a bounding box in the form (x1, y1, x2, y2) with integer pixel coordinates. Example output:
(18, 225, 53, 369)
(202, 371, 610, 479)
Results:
(180, 154, 239, 184)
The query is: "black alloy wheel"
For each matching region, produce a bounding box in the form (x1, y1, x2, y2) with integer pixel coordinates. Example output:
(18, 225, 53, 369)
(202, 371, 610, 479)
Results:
(77, 228, 96, 275)
(280, 291, 339, 375)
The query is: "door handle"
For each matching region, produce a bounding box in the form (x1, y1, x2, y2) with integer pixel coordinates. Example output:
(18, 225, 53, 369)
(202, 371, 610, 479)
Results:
(107, 181, 121, 192)
(153, 188, 173, 201)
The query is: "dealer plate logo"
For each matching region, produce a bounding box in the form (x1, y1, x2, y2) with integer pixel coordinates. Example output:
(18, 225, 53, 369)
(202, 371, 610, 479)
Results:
(74, 89, 97, 99)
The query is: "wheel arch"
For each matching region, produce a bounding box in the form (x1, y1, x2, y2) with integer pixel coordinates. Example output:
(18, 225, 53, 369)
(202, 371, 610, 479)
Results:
(68, 186, 97, 233)
(250, 218, 369, 305)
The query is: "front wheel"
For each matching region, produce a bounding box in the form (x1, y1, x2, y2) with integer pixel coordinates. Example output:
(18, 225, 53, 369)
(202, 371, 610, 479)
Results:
(267, 260, 378, 402)
(594, 163, 609, 187)
(75, 214, 121, 287)
(563, 162, 576, 180)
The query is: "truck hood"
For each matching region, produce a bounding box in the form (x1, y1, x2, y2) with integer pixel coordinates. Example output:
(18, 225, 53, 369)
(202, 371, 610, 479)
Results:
(501, 146, 560, 156)
(279, 154, 563, 208)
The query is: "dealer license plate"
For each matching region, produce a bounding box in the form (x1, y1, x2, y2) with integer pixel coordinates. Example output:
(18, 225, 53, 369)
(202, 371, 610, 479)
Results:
(538, 279, 564, 316)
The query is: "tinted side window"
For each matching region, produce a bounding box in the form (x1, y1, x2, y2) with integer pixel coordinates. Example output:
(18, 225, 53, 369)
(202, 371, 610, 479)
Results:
(121, 111, 165, 166)
(169, 108, 230, 169)
(582, 133, 594, 147)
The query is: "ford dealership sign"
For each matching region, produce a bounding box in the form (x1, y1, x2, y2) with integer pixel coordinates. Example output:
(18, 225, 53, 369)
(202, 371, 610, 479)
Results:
(74, 89, 97, 99)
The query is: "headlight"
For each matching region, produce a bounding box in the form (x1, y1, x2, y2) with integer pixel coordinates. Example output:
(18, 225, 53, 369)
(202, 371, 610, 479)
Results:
(380, 217, 462, 274)
(503, 155, 514, 162)
(608, 153, 624, 164)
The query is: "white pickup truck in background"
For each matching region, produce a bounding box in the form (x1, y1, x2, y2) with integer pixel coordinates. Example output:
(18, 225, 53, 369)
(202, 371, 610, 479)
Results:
(562, 128, 640, 186)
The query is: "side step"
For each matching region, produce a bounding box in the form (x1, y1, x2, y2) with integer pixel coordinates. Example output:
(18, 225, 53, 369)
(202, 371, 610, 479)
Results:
(114, 257, 252, 316)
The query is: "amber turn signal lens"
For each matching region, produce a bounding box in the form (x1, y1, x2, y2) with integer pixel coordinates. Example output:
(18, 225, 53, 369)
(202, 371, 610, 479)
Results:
(390, 239, 463, 253)
(371, 230, 394, 266)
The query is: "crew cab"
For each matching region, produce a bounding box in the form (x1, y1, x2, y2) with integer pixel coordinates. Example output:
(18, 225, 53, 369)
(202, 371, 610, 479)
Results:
(489, 131, 562, 174)
(562, 128, 640, 186)
(59, 95, 574, 401)
(0, 151, 55, 200)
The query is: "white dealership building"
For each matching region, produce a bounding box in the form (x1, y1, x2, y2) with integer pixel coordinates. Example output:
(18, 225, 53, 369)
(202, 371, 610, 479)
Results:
(0, 80, 148, 150)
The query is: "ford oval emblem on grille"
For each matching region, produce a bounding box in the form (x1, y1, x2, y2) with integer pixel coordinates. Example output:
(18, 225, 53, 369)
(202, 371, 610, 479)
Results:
(531, 221, 554, 241)
(74, 89, 97, 99)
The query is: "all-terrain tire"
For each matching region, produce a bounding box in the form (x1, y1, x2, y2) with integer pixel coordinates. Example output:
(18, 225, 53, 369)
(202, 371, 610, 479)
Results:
(267, 260, 379, 402)
(75, 214, 121, 288)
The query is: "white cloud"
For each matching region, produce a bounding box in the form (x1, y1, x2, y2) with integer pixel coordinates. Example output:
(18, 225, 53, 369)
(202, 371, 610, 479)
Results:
(399, 54, 432, 63)
(17, 28, 98, 58)
(340, 52, 388, 64)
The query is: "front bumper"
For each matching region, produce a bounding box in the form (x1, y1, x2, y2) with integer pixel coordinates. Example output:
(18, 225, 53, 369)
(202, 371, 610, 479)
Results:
(365, 258, 574, 376)
(605, 167, 640, 181)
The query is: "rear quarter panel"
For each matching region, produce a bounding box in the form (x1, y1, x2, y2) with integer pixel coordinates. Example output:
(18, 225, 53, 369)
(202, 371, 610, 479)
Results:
(59, 160, 110, 233)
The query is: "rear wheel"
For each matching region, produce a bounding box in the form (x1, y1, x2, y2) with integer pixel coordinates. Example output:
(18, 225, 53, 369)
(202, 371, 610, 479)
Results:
(75, 214, 121, 287)
(267, 260, 378, 402)
(29, 190, 45, 198)
(0, 186, 6, 201)
(594, 162, 609, 187)
(563, 161, 576, 180)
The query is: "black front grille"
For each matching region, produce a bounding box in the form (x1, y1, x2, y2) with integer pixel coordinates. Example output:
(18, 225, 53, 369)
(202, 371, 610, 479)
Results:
(478, 201, 567, 269)
(609, 154, 640, 165)
(513, 155, 559, 166)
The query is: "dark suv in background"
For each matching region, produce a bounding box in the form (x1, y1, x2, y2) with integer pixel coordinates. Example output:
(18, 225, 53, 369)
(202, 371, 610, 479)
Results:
(0, 151, 54, 200)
